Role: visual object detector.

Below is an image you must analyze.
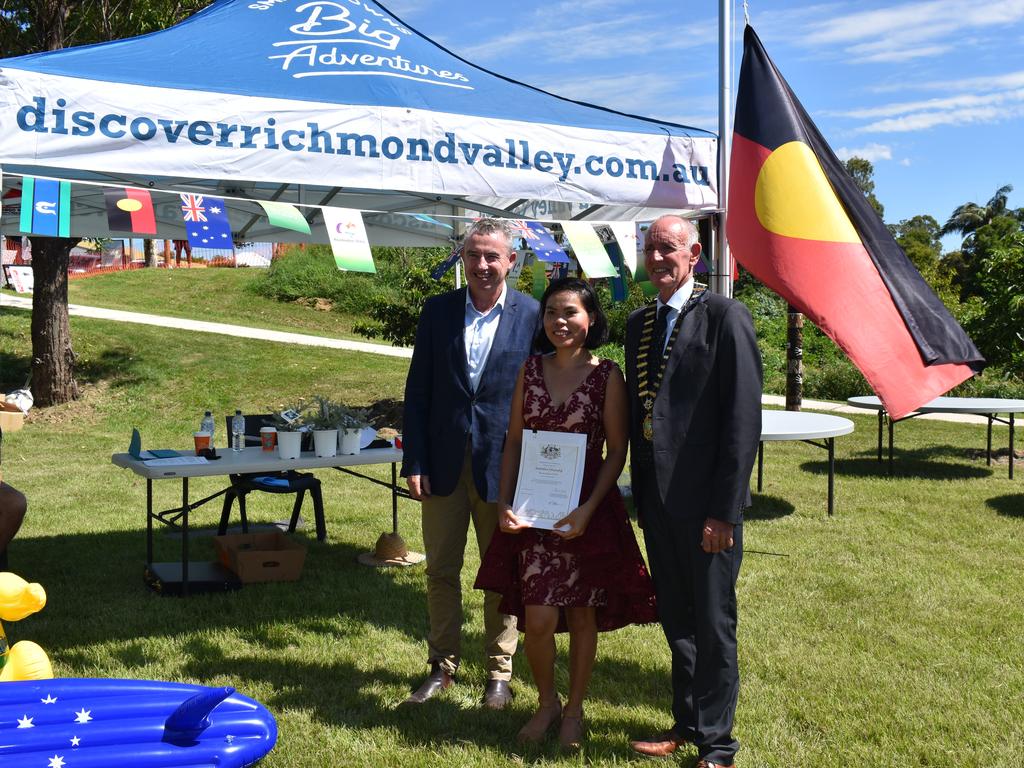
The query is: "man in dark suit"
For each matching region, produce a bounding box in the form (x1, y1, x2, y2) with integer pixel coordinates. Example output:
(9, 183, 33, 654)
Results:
(401, 218, 540, 708)
(626, 215, 762, 768)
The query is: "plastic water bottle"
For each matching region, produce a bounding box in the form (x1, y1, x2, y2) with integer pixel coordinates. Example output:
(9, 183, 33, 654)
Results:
(200, 410, 215, 447)
(231, 410, 245, 452)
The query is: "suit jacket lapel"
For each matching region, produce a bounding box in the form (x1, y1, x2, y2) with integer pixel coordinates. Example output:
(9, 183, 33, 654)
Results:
(660, 301, 708, 391)
(450, 288, 472, 395)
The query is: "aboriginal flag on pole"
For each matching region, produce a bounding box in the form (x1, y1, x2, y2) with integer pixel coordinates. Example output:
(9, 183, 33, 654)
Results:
(105, 188, 157, 234)
(727, 26, 984, 419)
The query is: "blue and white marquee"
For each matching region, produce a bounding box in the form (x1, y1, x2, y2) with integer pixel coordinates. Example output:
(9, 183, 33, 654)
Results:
(0, 0, 717, 243)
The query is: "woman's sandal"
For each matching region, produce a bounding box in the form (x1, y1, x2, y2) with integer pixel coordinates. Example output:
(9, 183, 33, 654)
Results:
(558, 710, 585, 751)
(516, 699, 563, 744)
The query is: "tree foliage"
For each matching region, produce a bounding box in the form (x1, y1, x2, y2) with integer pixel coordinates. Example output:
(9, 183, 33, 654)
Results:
(0, 0, 212, 54)
(843, 156, 885, 219)
(1, 0, 214, 404)
(960, 234, 1024, 372)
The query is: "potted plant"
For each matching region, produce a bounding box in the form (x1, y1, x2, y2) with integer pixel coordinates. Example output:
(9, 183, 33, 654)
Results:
(337, 405, 372, 455)
(308, 396, 344, 458)
(270, 403, 307, 460)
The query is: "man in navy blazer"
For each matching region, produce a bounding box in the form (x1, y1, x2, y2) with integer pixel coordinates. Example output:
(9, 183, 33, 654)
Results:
(402, 218, 540, 708)
(626, 215, 762, 768)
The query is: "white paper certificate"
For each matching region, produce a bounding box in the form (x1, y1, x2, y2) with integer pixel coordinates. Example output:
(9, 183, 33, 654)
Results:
(512, 429, 587, 530)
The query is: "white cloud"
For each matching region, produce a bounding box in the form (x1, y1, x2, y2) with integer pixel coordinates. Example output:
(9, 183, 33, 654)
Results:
(847, 88, 1024, 132)
(837, 87, 1024, 119)
(448, 8, 714, 65)
(798, 0, 1024, 62)
(805, 0, 1024, 45)
(834, 142, 893, 162)
(871, 69, 1024, 93)
(846, 42, 951, 63)
(536, 72, 716, 128)
(900, 158, 912, 166)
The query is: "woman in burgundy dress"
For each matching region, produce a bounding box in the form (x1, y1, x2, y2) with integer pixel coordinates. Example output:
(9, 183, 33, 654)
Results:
(475, 278, 656, 750)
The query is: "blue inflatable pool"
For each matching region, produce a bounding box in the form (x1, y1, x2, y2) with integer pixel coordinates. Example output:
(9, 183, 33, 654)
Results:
(0, 678, 277, 766)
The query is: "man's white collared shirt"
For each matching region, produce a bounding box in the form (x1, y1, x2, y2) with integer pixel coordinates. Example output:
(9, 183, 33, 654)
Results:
(464, 284, 507, 392)
(655, 278, 696, 354)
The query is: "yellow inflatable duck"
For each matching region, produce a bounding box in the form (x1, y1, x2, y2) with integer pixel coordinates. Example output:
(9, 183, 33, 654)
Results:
(0, 572, 53, 681)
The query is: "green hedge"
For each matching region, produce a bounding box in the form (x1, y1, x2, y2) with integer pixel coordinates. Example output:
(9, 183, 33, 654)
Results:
(252, 252, 1024, 400)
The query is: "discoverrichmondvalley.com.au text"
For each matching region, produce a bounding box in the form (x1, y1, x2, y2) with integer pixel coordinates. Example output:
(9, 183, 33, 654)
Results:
(15, 96, 711, 187)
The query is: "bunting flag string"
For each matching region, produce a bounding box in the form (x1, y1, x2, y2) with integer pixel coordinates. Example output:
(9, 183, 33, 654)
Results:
(1, 170, 662, 290)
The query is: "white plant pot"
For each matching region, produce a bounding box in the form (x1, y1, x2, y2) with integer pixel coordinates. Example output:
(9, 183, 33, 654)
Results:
(313, 428, 338, 458)
(339, 428, 362, 455)
(277, 430, 303, 460)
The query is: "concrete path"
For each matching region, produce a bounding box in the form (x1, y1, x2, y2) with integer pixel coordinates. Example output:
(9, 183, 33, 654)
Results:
(1, 292, 988, 424)
(0, 292, 412, 359)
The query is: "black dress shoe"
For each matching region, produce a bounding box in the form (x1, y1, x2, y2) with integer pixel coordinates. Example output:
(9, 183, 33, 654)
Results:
(404, 663, 453, 704)
(481, 679, 513, 710)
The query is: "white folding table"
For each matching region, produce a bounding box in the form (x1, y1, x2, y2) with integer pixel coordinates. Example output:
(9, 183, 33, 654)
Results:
(846, 396, 1024, 478)
(112, 446, 407, 595)
(757, 410, 855, 516)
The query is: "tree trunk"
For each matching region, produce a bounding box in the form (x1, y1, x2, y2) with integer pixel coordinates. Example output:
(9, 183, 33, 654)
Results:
(786, 306, 803, 411)
(30, 237, 79, 406)
(144, 238, 157, 268)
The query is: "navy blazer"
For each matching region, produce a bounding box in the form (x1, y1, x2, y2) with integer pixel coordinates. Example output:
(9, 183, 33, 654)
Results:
(625, 293, 763, 526)
(402, 287, 540, 501)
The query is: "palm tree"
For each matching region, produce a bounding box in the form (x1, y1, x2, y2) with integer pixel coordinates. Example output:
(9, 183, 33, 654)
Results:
(940, 184, 1017, 241)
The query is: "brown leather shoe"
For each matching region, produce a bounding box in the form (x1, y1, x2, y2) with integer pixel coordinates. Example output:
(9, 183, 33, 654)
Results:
(481, 679, 514, 710)
(403, 663, 453, 704)
(629, 730, 691, 757)
(695, 760, 735, 768)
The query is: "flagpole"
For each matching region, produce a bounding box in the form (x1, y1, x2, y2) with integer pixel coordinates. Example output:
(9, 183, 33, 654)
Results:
(717, 0, 734, 298)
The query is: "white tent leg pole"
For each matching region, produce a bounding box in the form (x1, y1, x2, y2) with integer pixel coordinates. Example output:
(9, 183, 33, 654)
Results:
(717, 0, 734, 298)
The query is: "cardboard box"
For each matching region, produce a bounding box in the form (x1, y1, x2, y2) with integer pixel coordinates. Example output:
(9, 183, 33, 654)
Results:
(213, 532, 306, 583)
(0, 402, 24, 433)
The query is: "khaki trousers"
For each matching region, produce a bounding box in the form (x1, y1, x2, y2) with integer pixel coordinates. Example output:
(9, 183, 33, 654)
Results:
(420, 447, 518, 680)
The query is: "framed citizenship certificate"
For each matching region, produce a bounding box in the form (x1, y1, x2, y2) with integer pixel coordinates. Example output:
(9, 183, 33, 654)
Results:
(512, 429, 587, 530)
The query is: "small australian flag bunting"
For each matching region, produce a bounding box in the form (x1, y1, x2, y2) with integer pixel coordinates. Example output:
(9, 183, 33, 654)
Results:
(430, 243, 463, 280)
(180, 194, 233, 248)
(521, 221, 569, 263)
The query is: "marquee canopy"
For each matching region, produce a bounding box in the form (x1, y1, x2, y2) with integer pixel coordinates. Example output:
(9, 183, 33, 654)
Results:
(0, 0, 718, 246)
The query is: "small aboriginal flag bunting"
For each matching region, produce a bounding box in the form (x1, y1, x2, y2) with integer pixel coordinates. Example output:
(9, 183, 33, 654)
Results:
(105, 188, 157, 234)
(726, 25, 984, 419)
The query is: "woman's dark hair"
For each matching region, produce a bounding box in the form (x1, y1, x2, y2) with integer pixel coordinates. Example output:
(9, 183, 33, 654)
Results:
(534, 277, 609, 353)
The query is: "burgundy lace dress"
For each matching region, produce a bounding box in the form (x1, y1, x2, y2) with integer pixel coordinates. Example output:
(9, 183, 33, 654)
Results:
(475, 355, 657, 633)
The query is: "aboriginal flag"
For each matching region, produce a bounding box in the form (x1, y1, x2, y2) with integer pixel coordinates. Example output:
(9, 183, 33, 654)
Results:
(105, 188, 157, 234)
(727, 26, 984, 419)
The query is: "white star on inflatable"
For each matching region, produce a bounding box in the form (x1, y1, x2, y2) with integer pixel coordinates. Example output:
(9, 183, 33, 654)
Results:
(202, 225, 210, 231)
(74, 708, 93, 723)
(221, 233, 228, 238)
(41, 694, 58, 704)
(48, 755, 65, 768)
(210, 206, 222, 214)
(17, 714, 34, 728)
(70, 736, 81, 746)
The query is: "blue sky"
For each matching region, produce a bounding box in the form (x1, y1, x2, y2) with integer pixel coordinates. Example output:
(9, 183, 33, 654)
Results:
(386, 0, 1024, 251)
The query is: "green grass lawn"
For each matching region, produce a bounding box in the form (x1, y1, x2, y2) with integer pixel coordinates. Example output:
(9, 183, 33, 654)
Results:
(65, 267, 368, 341)
(2, 273, 1023, 767)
